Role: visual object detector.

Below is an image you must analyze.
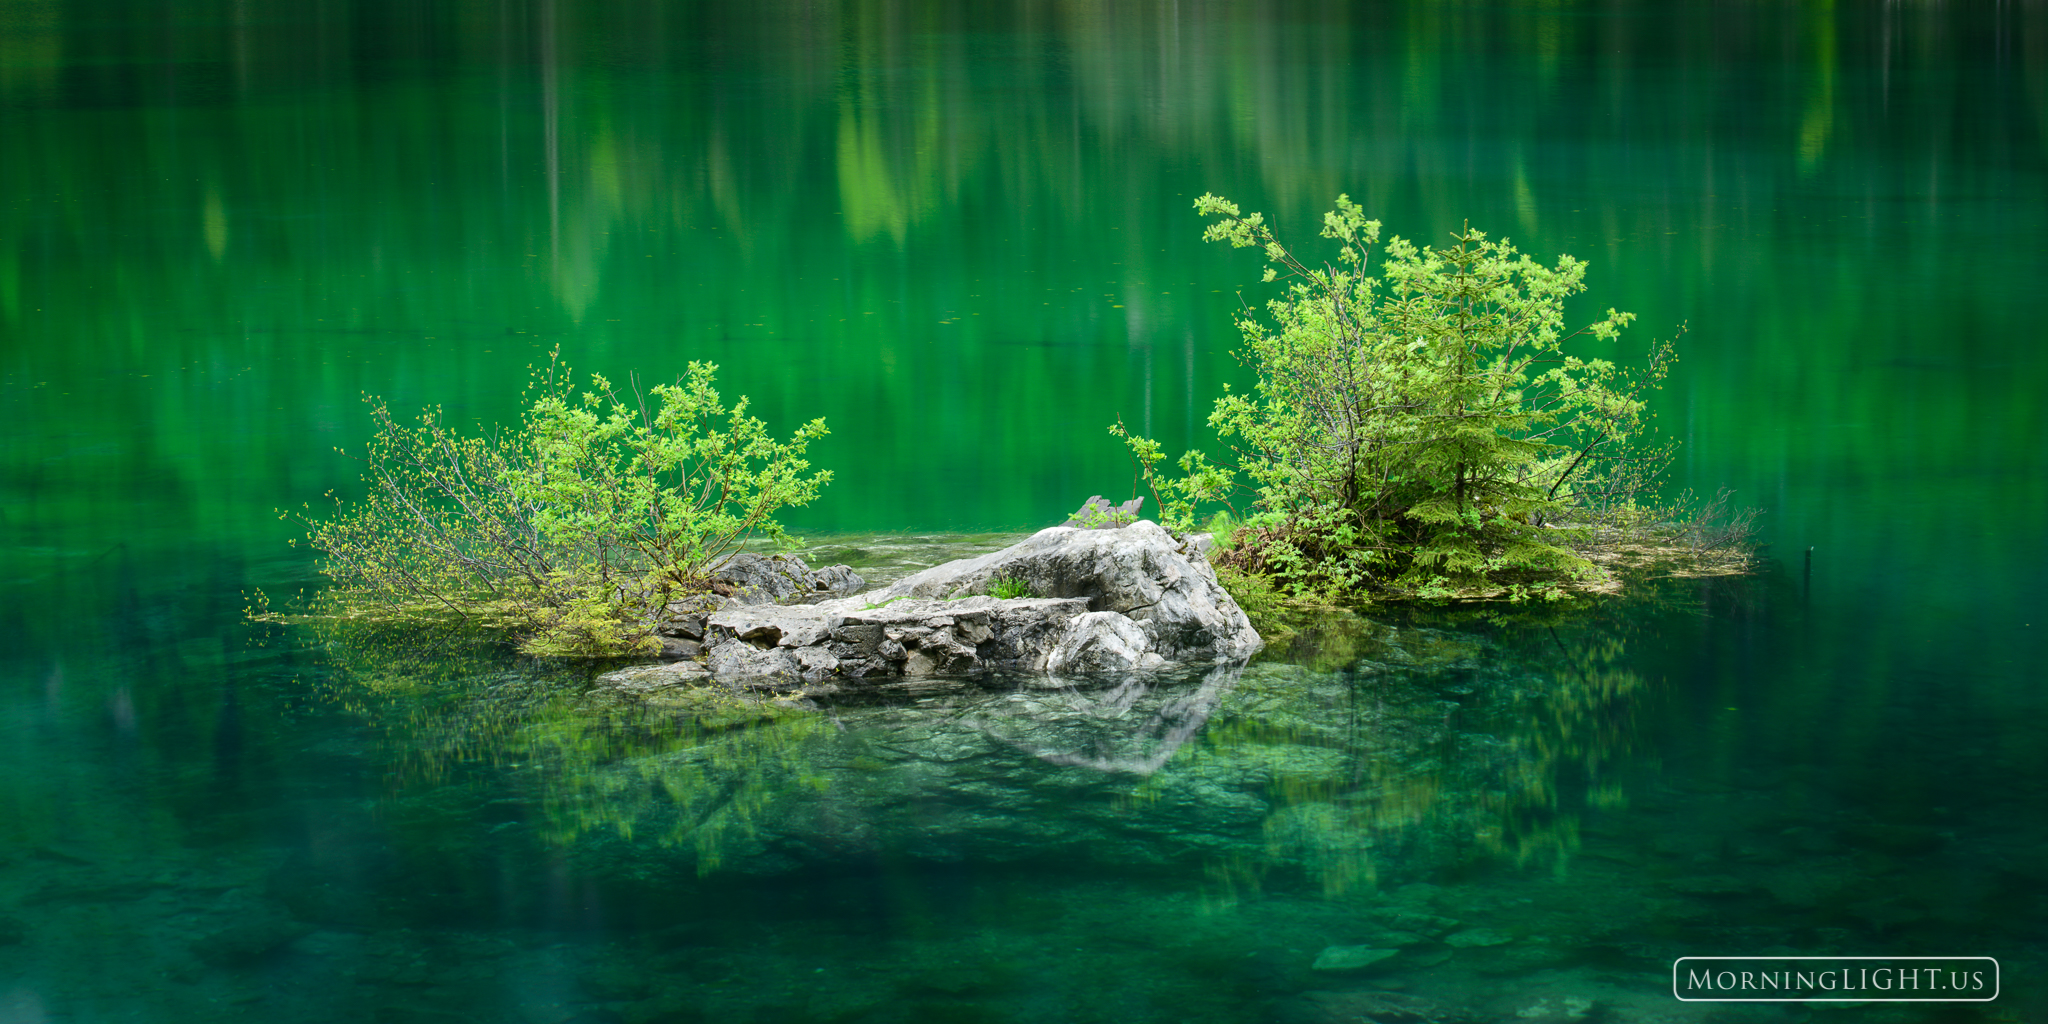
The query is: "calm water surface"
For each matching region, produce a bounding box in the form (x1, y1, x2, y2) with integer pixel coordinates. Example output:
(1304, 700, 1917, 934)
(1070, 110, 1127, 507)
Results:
(3, 2, 2045, 1022)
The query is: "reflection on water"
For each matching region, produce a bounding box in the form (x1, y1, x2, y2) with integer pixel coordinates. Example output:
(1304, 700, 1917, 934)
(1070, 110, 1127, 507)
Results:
(295, 547, 1669, 901)
(2, 546, 2043, 1022)
(5, 0, 2047, 1020)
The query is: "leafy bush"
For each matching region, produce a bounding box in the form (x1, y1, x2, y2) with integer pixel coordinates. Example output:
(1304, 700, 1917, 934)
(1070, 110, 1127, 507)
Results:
(985, 574, 1035, 600)
(1121, 194, 1679, 598)
(298, 350, 831, 655)
(1210, 562, 1292, 635)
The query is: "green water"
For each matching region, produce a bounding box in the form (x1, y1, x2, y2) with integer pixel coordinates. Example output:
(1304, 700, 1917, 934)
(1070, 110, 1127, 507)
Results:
(3, 2, 2046, 1021)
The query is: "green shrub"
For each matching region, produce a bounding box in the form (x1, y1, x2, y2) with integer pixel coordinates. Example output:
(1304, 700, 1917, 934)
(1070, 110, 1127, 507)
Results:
(1200, 511, 1242, 553)
(985, 574, 1035, 600)
(1211, 563, 1292, 637)
(1119, 194, 1677, 598)
(297, 350, 831, 655)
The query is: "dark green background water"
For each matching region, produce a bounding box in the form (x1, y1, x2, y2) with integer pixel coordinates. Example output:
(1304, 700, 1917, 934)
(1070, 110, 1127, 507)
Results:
(3, 2, 2045, 1022)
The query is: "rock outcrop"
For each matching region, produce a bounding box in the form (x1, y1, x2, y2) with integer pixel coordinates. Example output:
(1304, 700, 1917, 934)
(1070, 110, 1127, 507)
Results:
(705, 552, 866, 605)
(854, 520, 1259, 664)
(1045, 611, 1165, 674)
(700, 595, 1096, 681)
(646, 553, 866, 660)
(1065, 494, 1144, 528)
(673, 522, 1260, 682)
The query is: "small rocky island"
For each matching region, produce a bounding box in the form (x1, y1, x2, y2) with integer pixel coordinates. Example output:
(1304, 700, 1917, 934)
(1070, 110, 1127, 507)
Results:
(605, 520, 1260, 688)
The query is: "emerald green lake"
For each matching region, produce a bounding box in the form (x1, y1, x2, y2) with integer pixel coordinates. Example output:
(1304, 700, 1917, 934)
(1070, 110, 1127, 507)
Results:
(3, 2, 2045, 1021)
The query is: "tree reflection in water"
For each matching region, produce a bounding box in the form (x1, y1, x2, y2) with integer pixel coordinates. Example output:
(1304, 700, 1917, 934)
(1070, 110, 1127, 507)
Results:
(294, 573, 1766, 911)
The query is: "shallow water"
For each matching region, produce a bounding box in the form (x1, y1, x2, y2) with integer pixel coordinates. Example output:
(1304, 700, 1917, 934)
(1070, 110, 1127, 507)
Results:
(5, 2, 2047, 1021)
(3, 549, 2041, 1023)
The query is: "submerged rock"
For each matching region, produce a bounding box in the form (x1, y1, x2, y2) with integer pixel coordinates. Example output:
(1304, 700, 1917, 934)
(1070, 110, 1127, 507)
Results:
(294, 616, 1636, 929)
(1285, 991, 1457, 1024)
(1444, 927, 1515, 948)
(190, 913, 313, 967)
(977, 660, 1246, 774)
(598, 661, 711, 691)
(561, 661, 1300, 881)
(529, 651, 1537, 891)
(1310, 945, 1401, 972)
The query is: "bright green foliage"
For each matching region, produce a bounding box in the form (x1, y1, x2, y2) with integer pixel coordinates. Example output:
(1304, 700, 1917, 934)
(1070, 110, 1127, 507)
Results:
(1124, 194, 1674, 597)
(301, 350, 831, 655)
(985, 574, 1035, 600)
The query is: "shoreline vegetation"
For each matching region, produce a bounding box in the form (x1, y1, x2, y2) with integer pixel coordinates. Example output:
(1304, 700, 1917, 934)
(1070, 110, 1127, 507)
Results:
(1207, 510, 1761, 654)
(254, 512, 1761, 670)
(1109, 195, 1760, 613)
(273, 197, 1759, 659)
(283, 349, 833, 657)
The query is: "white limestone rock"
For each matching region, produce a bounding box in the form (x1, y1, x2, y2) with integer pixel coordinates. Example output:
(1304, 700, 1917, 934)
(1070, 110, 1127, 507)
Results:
(857, 522, 1260, 664)
(1046, 611, 1165, 674)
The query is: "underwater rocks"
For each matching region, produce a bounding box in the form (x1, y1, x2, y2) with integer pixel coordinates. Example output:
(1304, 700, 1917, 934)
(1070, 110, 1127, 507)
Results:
(1311, 945, 1402, 972)
(627, 522, 1260, 685)
(598, 660, 711, 690)
(563, 663, 1305, 880)
(190, 913, 314, 968)
(1442, 927, 1514, 948)
(543, 655, 1523, 892)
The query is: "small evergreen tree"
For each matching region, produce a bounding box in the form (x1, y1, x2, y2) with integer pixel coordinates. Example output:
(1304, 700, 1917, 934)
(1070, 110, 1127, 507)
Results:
(1120, 194, 1675, 598)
